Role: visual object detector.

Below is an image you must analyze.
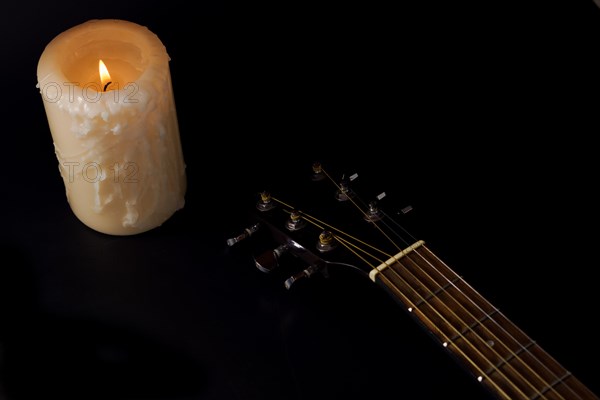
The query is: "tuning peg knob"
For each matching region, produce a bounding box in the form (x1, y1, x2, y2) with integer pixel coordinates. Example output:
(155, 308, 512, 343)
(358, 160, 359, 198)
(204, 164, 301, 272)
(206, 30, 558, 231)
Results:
(254, 244, 288, 273)
(284, 265, 319, 289)
(227, 223, 261, 246)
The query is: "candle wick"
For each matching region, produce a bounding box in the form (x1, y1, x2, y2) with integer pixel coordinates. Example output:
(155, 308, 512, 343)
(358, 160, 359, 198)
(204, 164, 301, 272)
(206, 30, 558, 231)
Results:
(103, 81, 112, 92)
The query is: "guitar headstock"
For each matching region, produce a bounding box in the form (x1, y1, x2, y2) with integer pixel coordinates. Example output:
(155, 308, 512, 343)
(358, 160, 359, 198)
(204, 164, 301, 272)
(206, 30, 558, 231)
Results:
(227, 161, 421, 289)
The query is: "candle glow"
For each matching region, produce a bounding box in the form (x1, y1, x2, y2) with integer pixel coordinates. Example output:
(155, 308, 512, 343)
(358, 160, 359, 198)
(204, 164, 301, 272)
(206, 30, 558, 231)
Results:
(98, 59, 112, 91)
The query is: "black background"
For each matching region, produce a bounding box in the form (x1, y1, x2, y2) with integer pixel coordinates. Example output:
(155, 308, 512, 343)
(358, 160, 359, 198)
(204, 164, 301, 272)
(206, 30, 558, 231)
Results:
(1, 1, 600, 399)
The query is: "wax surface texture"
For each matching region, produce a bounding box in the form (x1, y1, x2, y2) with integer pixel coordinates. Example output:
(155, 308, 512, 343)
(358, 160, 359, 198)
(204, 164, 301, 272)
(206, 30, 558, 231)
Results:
(37, 19, 186, 235)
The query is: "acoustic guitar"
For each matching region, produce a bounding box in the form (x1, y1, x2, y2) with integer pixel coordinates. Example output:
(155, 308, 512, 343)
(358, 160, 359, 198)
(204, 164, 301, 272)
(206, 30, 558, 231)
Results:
(227, 162, 598, 400)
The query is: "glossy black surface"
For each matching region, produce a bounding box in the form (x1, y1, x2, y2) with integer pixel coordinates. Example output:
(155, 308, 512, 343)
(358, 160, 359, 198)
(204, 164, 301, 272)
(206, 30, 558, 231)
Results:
(2, 2, 599, 399)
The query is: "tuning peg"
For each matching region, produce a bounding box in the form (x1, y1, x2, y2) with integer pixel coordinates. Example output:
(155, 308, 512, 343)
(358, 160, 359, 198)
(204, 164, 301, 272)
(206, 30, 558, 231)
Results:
(254, 244, 289, 273)
(227, 223, 261, 246)
(311, 161, 325, 181)
(335, 180, 355, 201)
(316, 230, 337, 252)
(256, 191, 276, 211)
(284, 261, 330, 289)
(285, 210, 306, 231)
(364, 201, 383, 222)
(284, 265, 319, 289)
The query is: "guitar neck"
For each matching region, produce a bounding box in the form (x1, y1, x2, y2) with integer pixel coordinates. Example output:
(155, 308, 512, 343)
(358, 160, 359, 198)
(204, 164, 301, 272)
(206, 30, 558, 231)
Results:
(371, 241, 598, 400)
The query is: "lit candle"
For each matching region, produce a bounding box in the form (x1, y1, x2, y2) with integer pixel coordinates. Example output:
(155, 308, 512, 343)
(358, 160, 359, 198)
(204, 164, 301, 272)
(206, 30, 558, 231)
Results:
(37, 19, 186, 235)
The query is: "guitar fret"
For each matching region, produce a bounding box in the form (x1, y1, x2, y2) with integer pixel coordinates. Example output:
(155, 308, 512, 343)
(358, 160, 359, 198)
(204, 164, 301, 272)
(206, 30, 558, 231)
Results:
(529, 372, 573, 400)
(414, 276, 462, 308)
(449, 308, 500, 343)
(410, 248, 497, 316)
(484, 341, 537, 376)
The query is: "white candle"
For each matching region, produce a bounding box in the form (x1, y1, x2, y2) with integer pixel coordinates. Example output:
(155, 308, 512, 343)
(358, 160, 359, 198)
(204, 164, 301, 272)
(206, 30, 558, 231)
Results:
(37, 19, 186, 235)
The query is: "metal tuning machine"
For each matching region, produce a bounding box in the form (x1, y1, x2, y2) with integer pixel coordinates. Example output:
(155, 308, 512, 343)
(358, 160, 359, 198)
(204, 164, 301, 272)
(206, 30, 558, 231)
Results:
(227, 223, 261, 246)
(316, 230, 337, 252)
(335, 173, 357, 201)
(311, 161, 326, 181)
(284, 264, 323, 290)
(256, 191, 276, 211)
(285, 209, 306, 231)
(253, 244, 289, 274)
(364, 201, 383, 223)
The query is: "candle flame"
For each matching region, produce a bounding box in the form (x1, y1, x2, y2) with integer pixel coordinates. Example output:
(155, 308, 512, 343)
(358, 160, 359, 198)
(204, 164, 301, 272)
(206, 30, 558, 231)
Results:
(99, 59, 112, 90)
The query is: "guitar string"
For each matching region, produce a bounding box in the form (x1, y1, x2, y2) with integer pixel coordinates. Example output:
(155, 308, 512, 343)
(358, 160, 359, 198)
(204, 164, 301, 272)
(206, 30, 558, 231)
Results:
(368, 204, 584, 398)
(311, 210, 535, 399)
(319, 168, 577, 400)
(276, 207, 391, 277)
(319, 168, 562, 399)
(411, 246, 585, 400)
(274, 202, 377, 270)
(272, 198, 392, 262)
(271, 169, 592, 399)
(362, 201, 580, 399)
(275, 166, 588, 398)
(402, 247, 571, 400)
(322, 171, 572, 400)
(380, 210, 419, 243)
(276, 204, 396, 272)
(277, 205, 386, 265)
(368, 229, 569, 399)
(270, 199, 517, 399)
(331, 183, 420, 245)
(319, 169, 405, 254)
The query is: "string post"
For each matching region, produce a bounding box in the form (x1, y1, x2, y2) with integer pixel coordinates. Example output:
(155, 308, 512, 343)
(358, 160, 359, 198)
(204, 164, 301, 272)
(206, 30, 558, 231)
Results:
(364, 201, 383, 223)
(335, 180, 355, 201)
(316, 230, 337, 252)
(286, 209, 306, 231)
(311, 161, 325, 181)
(256, 191, 275, 211)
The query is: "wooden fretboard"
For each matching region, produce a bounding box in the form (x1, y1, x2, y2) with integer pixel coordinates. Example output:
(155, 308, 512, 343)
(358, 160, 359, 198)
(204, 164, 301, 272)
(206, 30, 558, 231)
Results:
(370, 241, 598, 400)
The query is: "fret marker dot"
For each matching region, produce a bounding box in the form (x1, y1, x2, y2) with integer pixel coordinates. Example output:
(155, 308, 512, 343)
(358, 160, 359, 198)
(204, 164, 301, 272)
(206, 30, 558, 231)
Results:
(477, 376, 483, 382)
(408, 307, 413, 312)
(487, 340, 495, 347)
(443, 342, 448, 347)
